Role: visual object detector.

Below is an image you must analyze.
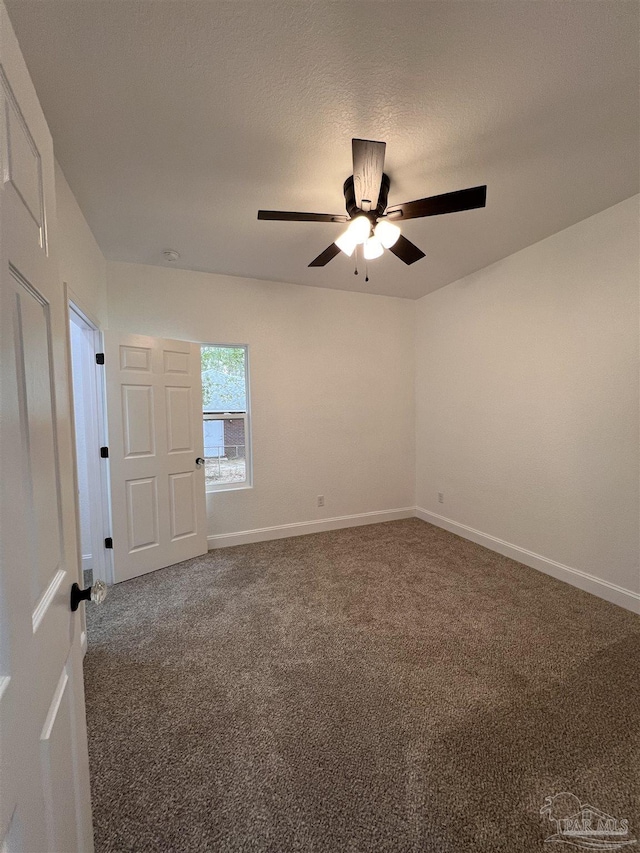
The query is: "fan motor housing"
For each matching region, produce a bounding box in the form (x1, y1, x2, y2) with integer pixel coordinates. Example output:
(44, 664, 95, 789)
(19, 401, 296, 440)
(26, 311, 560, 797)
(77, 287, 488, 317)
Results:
(343, 173, 390, 220)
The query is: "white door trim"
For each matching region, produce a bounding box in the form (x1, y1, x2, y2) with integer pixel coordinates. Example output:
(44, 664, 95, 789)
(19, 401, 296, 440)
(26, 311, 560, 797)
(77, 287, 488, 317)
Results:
(68, 289, 113, 586)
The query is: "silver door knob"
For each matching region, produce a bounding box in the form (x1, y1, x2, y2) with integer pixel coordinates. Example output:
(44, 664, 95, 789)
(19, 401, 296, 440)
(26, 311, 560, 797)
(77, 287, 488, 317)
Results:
(195, 457, 205, 468)
(70, 579, 108, 612)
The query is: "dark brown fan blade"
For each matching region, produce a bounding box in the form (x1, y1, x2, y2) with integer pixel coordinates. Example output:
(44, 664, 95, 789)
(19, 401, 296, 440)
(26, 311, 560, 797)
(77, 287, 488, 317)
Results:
(388, 234, 426, 265)
(258, 210, 348, 223)
(385, 185, 487, 221)
(352, 139, 386, 211)
(309, 243, 341, 267)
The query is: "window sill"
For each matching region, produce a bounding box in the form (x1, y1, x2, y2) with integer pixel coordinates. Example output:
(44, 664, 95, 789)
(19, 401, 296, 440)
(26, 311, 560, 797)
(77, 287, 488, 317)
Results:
(206, 484, 253, 495)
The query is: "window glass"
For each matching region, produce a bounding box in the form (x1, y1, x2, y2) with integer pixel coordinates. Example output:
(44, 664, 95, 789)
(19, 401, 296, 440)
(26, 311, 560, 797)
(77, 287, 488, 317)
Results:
(201, 345, 250, 489)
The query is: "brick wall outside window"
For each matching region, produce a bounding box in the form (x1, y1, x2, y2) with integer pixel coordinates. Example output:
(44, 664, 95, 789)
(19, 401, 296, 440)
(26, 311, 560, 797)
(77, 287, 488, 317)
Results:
(223, 419, 245, 458)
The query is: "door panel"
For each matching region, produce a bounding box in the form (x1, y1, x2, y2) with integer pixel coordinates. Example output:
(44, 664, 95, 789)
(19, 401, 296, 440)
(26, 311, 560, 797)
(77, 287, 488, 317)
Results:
(163, 349, 190, 374)
(169, 472, 197, 539)
(105, 333, 207, 581)
(120, 343, 151, 372)
(126, 477, 160, 551)
(166, 385, 193, 452)
(2, 70, 45, 247)
(122, 384, 155, 456)
(0, 4, 94, 849)
(14, 276, 64, 602)
(39, 662, 77, 853)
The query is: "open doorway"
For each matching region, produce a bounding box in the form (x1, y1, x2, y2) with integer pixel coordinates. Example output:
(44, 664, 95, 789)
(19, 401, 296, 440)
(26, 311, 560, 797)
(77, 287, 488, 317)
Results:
(69, 301, 112, 587)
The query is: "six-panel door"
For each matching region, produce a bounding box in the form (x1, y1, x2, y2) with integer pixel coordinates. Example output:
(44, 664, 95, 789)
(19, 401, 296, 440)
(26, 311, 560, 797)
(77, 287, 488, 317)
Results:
(0, 2, 94, 849)
(104, 333, 208, 582)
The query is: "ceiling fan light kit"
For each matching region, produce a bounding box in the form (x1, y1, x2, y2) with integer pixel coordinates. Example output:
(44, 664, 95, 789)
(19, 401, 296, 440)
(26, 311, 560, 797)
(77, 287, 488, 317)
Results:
(346, 214, 371, 244)
(334, 229, 358, 257)
(373, 219, 401, 249)
(335, 214, 371, 256)
(363, 235, 384, 260)
(257, 138, 487, 271)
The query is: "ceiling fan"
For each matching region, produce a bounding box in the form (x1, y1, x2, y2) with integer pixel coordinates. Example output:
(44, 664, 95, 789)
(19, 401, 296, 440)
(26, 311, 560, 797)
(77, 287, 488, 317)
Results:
(258, 138, 487, 268)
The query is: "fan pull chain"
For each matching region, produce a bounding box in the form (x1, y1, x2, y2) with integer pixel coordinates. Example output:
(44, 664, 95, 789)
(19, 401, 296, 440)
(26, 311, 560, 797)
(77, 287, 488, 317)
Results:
(354, 244, 359, 275)
(365, 260, 369, 283)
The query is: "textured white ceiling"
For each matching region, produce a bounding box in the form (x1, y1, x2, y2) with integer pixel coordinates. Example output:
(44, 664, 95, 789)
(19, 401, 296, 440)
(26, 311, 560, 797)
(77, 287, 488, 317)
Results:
(6, 1, 639, 299)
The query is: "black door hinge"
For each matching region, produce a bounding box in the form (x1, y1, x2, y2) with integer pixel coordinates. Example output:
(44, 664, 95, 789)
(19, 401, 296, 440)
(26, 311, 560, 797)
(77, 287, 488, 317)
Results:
(100, 446, 109, 458)
(96, 353, 105, 365)
(104, 537, 113, 549)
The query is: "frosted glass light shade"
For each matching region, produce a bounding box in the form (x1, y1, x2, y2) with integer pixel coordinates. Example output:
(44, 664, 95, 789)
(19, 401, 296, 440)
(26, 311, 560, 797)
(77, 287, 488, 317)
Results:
(363, 236, 384, 260)
(347, 215, 371, 244)
(335, 228, 358, 257)
(374, 220, 401, 248)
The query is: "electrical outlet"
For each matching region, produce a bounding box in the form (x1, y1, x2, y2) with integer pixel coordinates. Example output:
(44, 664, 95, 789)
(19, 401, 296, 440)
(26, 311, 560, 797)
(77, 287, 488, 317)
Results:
(317, 495, 325, 507)
(438, 492, 444, 504)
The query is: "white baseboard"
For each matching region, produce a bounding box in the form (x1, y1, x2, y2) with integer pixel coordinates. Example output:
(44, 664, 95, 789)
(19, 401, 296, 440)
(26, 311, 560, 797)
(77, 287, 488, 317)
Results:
(207, 507, 415, 550)
(206, 504, 639, 614)
(415, 507, 640, 615)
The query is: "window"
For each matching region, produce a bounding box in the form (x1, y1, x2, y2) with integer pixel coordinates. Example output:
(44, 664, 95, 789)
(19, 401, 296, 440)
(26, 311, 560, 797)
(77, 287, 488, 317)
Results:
(201, 345, 251, 491)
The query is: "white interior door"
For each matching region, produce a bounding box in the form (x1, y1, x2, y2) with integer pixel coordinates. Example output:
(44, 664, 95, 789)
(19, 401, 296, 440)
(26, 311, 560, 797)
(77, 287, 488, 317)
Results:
(0, 4, 94, 851)
(104, 332, 208, 582)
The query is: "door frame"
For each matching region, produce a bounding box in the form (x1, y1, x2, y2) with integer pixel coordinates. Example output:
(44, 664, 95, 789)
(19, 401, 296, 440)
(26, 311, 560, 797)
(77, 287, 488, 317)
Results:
(67, 288, 113, 593)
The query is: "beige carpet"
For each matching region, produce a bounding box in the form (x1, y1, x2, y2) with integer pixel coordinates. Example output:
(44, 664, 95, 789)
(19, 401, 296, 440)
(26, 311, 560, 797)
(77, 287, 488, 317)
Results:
(84, 518, 640, 852)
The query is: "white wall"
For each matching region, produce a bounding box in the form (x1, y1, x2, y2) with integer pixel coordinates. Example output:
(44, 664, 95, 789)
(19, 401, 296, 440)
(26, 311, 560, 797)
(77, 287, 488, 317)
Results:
(57, 166, 639, 611)
(106, 262, 416, 539)
(55, 160, 107, 325)
(415, 195, 640, 608)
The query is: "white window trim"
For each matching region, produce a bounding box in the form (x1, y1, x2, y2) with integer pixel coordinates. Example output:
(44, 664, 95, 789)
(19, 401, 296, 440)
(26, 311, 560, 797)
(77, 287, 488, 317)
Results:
(202, 344, 252, 494)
